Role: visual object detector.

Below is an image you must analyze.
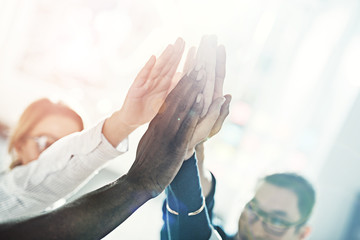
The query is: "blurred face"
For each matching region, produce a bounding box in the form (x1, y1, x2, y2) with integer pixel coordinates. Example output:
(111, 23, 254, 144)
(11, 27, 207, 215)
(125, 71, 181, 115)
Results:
(237, 183, 308, 240)
(16, 114, 82, 165)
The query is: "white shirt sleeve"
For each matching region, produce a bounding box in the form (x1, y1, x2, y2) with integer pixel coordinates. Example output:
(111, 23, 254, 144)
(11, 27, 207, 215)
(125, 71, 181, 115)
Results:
(0, 120, 128, 222)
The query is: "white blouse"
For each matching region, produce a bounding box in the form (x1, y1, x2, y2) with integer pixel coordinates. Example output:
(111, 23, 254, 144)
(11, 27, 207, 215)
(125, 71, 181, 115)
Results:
(0, 120, 128, 222)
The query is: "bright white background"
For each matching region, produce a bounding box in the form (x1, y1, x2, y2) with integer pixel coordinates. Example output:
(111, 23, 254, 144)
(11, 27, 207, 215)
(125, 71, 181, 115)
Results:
(0, 0, 360, 239)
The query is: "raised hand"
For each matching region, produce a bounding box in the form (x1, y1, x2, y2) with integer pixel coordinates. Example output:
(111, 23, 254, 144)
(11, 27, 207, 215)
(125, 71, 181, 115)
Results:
(103, 38, 185, 146)
(183, 39, 230, 159)
(184, 94, 231, 159)
(213, 45, 226, 100)
(119, 38, 185, 128)
(127, 68, 207, 196)
(192, 35, 218, 117)
(182, 36, 226, 118)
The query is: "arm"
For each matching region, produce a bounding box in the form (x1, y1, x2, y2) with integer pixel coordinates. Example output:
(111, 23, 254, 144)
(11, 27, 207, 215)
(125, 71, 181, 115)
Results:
(0, 68, 207, 239)
(0, 175, 152, 240)
(0, 120, 127, 222)
(0, 38, 185, 221)
(161, 154, 215, 240)
(161, 96, 231, 240)
(161, 37, 231, 240)
(185, 42, 230, 198)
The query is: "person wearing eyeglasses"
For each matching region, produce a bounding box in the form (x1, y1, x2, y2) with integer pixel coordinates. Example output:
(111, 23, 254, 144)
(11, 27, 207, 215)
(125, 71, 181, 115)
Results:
(7, 98, 85, 169)
(234, 173, 315, 240)
(161, 144, 316, 240)
(0, 37, 186, 222)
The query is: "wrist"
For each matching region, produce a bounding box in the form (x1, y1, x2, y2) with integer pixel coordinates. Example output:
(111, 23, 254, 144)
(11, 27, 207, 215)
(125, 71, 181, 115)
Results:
(102, 111, 137, 147)
(166, 196, 206, 216)
(123, 173, 159, 200)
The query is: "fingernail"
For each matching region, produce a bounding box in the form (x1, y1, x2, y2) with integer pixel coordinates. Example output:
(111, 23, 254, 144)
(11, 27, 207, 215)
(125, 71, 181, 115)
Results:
(196, 70, 204, 80)
(196, 94, 202, 103)
(220, 97, 226, 104)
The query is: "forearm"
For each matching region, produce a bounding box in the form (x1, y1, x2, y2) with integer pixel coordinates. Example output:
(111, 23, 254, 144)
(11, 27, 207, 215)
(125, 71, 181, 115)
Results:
(164, 154, 213, 240)
(196, 143, 213, 197)
(0, 121, 126, 222)
(0, 175, 152, 240)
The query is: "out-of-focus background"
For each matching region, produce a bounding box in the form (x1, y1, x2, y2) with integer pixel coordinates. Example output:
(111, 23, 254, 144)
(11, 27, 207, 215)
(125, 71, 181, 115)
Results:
(1, 0, 360, 239)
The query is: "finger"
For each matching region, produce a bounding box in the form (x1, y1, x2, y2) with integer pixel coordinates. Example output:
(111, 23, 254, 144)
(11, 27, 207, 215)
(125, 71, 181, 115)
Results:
(201, 74, 215, 117)
(150, 38, 185, 84)
(189, 96, 226, 146)
(195, 35, 209, 70)
(213, 45, 226, 100)
(155, 68, 206, 128)
(209, 94, 232, 138)
(195, 35, 218, 117)
(195, 35, 217, 70)
(203, 35, 217, 77)
(174, 94, 204, 153)
(168, 38, 186, 73)
(200, 96, 226, 127)
(168, 42, 186, 78)
(169, 69, 206, 129)
(167, 72, 182, 94)
(160, 38, 185, 78)
(146, 43, 175, 82)
(183, 46, 196, 76)
(131, 55, 156, 88)
(157, 40, 185, 89)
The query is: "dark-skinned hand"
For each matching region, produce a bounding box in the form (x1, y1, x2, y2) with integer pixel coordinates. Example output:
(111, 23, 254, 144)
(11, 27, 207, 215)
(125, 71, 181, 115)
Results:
(127, 67, 207, 197)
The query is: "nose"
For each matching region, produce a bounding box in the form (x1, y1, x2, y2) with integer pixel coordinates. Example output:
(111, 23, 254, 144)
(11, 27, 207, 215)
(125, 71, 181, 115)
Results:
(250, 217, 263, 231)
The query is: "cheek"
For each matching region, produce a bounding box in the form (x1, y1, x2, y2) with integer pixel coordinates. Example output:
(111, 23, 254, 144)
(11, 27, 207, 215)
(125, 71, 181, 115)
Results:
(280, 229, 299, 240)
(238, 213, 252, 237)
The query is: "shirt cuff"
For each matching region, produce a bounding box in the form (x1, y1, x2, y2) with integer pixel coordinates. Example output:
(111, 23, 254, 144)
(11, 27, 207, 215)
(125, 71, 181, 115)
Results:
(100, 133, 129, 156)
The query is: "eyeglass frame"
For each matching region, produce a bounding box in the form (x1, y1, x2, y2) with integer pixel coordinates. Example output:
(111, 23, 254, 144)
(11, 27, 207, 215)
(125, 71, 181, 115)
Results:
(27, 135, 58, 153)
(244, 199, 306, 235)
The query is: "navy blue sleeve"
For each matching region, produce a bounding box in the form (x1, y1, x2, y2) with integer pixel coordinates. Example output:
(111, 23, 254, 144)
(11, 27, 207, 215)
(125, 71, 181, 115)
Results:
(160, 153, 216, 240)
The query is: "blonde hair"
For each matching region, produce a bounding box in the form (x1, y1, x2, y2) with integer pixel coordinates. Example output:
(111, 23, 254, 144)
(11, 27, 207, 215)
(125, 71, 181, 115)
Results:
(8, 98, 84, 169)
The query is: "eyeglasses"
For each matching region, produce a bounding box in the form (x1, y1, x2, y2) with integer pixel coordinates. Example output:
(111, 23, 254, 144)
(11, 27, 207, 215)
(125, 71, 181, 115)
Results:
(29, 135, 58, 153)
(245, 200, 304, 236)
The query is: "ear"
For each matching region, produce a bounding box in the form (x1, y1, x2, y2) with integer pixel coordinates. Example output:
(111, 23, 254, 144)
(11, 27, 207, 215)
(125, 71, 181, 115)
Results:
(298, 225, 311, 239)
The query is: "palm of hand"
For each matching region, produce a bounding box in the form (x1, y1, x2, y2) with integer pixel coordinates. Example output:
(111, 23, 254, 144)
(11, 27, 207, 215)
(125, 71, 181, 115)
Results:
(121, 78, 170, 127)
(120, 39, 185, 128)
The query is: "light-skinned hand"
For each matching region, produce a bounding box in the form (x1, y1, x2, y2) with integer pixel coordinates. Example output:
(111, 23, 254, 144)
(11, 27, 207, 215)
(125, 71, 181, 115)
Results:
(103, 38, 185, 147)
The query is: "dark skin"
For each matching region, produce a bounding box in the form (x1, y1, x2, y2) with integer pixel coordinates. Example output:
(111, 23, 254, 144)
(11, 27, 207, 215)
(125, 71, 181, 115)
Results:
(0, 68, 207, 240)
